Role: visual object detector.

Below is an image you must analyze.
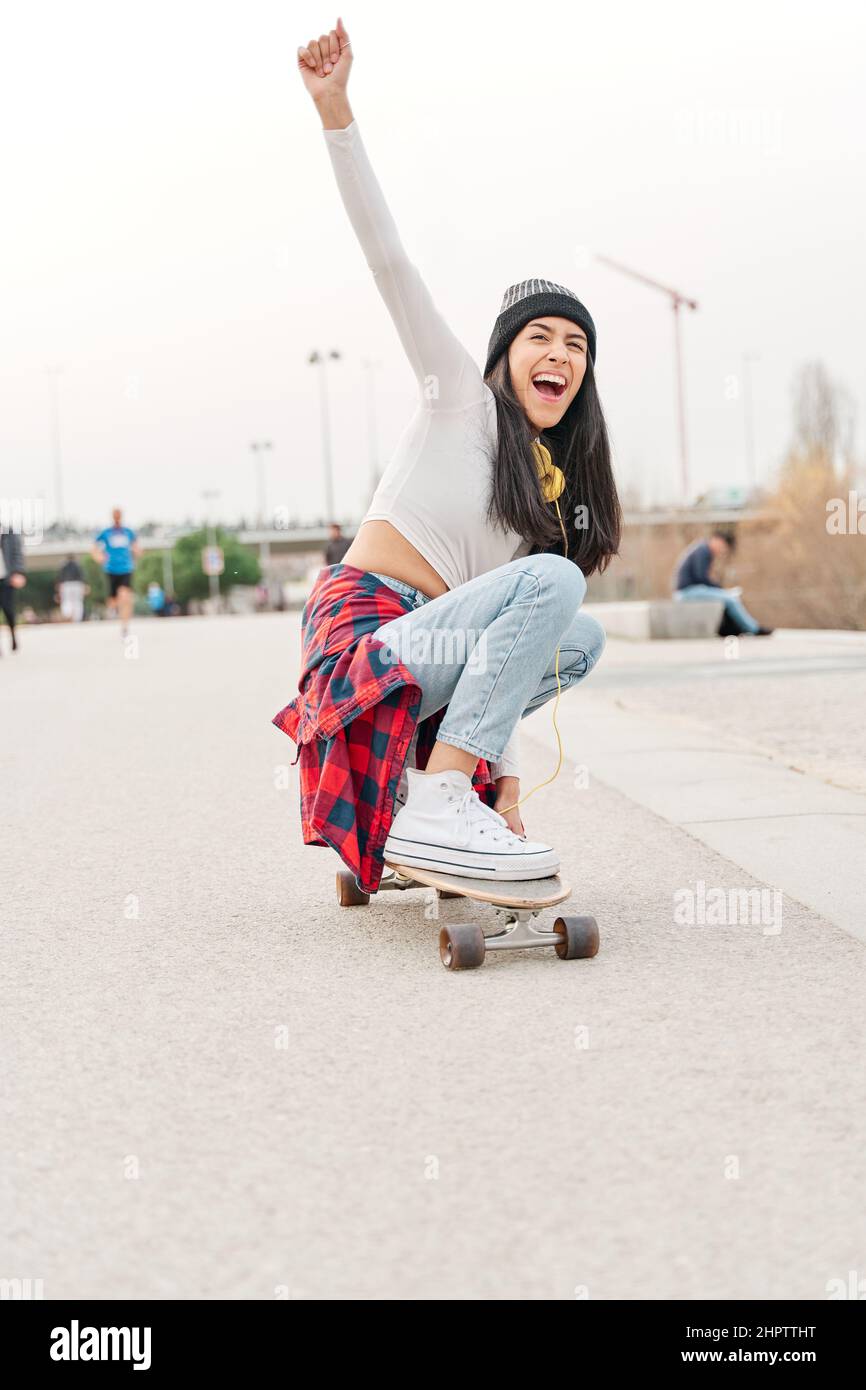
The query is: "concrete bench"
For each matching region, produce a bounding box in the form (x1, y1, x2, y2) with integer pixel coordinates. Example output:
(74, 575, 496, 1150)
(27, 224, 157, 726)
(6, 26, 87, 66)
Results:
(583, 598, 725, 640)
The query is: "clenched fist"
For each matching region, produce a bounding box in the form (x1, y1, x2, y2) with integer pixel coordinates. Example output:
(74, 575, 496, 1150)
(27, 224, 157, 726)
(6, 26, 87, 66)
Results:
(297, 16, 352, 99)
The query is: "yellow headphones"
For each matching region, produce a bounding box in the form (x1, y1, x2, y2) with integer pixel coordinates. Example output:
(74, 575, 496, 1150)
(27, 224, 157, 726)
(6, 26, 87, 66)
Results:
(532, 439, 566, 503)
(497, 441, 569, 827)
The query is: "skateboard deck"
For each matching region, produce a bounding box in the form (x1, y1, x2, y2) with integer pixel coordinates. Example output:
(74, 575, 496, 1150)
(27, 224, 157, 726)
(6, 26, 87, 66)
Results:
(383, 860, 571, 908)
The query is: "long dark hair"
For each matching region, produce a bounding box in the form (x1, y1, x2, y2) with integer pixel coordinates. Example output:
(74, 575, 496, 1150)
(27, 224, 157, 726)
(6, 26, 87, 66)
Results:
(483, 349, 622, 576)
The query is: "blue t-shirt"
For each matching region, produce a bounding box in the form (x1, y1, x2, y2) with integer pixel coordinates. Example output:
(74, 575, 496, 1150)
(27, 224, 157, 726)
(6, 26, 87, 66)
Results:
(96, 526, 136, 575)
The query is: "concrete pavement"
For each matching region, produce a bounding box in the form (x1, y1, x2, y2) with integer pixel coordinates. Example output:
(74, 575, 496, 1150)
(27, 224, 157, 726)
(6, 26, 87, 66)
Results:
(544, 625, 866, 941)
(3, 615, 865, 1299)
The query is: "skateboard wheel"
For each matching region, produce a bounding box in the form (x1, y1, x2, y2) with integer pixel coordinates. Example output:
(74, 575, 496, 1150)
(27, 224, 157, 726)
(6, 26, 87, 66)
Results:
(553, 914, 599, 960)
(439, 923, 486, 971)
(336, 871, 370, 907)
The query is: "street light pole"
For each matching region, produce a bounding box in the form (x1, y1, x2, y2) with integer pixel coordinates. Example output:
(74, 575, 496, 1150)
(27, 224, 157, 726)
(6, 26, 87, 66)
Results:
(596, 254, 698, 505)
(362, 357, 383, 507)
(201, 489, 220, 608)
(250, 439, 273, 528)
(250, 439, 273, 597)
(45, 364, 65, 529)
(671, 296, 690, 504)
(742, 353, 760, 492)
(308, 349, 341, 523)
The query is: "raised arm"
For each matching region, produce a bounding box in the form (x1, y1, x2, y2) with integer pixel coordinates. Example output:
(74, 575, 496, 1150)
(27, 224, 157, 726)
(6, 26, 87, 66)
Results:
(297, 19, 485, 410)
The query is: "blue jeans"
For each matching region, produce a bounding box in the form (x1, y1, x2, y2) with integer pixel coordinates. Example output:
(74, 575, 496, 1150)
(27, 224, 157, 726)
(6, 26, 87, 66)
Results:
(370, 553, 605, 768)
(674, 584, 760, 634)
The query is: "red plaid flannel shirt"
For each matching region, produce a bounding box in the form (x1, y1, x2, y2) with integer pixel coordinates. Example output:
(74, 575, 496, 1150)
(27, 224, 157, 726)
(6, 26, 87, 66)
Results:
(272, 563, 498, 893)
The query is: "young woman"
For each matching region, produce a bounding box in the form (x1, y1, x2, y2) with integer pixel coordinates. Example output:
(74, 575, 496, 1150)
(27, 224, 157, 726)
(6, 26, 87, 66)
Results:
(280, 17, 622, 889)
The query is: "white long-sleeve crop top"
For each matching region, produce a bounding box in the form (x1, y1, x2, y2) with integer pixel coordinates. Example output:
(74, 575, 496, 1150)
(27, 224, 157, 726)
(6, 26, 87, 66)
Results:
(322, 119, 536, 778)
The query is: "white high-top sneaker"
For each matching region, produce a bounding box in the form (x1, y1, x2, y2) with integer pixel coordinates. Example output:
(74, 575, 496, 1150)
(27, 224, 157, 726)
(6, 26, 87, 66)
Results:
(384, 768, 560, 881)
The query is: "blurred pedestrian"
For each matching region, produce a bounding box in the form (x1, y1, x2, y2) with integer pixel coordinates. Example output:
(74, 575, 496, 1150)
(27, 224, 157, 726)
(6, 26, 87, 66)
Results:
(0, 528, 27, 653)
(325, 522, 351, 566)
(146, 581, 166, 615)
(56, 555, 87, 622)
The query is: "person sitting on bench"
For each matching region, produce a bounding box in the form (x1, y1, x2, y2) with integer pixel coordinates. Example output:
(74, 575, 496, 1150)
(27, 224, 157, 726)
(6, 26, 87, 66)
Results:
(673, 529, 773, 636)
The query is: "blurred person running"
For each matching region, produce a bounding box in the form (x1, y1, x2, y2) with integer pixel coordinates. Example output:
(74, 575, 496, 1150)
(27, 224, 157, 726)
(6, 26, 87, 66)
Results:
(91, 508, 141, 638)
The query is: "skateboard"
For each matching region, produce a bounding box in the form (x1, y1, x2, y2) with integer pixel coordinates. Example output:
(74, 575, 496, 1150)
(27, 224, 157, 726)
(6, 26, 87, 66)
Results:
(336, 861, 599, 971)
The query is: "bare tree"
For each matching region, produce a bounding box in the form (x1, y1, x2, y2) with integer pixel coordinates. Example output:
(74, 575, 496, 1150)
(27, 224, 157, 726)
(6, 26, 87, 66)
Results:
(767, 361, 866, 628)
(789, 360, 858, 475)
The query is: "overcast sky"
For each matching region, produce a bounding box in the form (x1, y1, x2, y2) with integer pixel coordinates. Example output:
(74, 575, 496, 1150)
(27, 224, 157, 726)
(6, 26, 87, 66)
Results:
(2, 0, 864, 530)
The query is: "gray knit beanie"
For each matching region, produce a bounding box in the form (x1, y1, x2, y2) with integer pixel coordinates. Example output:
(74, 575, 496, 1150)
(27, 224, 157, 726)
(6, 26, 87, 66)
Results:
(484, 278, 597, 378)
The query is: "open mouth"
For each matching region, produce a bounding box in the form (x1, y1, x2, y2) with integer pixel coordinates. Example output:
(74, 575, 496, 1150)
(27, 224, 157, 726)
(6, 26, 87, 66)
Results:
(531, 373, 567, 402)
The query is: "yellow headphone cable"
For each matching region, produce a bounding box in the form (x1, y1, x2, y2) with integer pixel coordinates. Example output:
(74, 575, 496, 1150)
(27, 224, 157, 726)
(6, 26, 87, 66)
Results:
(496, 440, 568, 824)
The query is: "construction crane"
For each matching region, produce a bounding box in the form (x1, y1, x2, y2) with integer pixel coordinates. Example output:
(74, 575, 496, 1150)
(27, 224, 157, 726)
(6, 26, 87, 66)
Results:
(596, 254, 698, 504)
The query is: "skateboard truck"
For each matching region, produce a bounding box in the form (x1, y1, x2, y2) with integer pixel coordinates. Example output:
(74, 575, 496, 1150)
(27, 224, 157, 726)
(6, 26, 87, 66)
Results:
(484, 905, 565, 951)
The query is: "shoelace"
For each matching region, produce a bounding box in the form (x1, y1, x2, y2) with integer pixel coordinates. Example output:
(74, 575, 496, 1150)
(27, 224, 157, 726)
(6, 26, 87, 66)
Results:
(446, 786, 521, 848)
